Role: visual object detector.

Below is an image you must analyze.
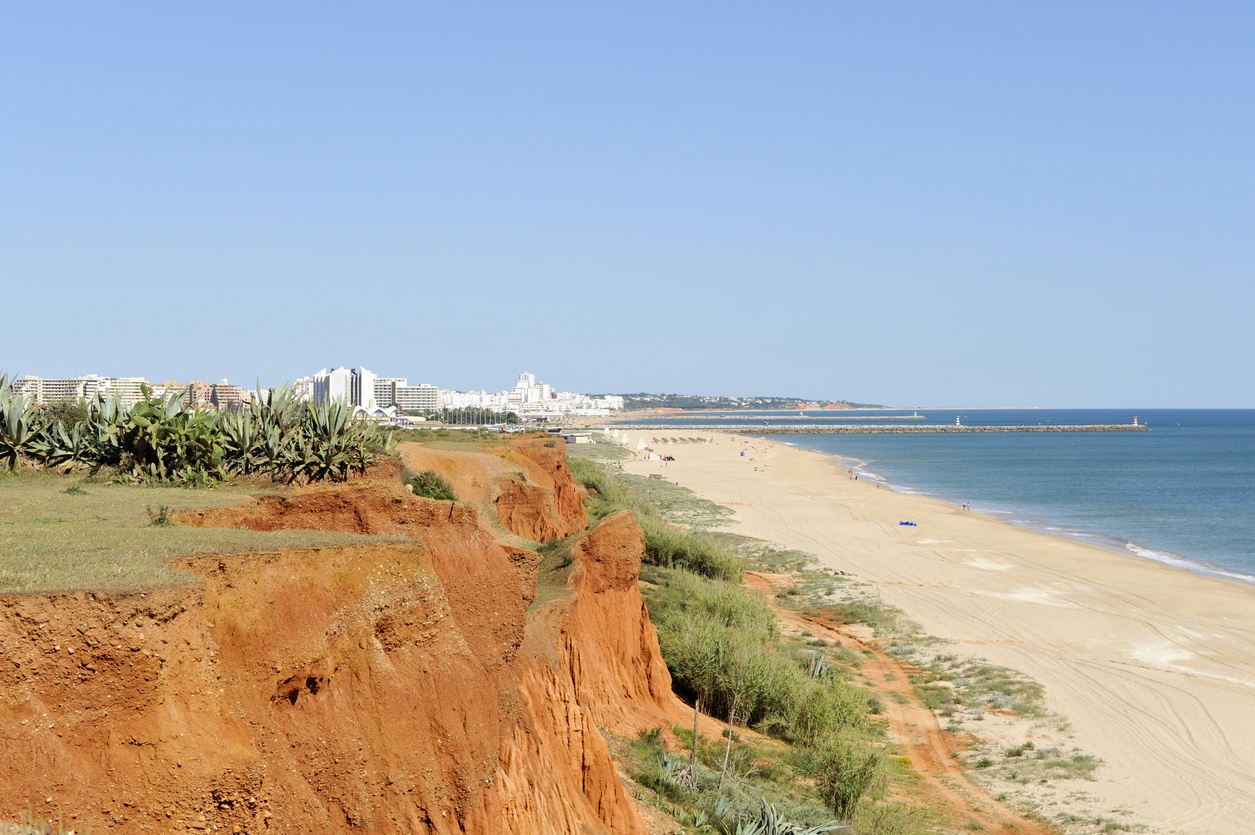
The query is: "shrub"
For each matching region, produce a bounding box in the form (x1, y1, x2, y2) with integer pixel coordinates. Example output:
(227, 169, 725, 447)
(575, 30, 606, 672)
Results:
(810, 735, 885, 821)
(147, 505, 173, 527)
(639, 515, 742, 582)
(407, 470, 457, 501)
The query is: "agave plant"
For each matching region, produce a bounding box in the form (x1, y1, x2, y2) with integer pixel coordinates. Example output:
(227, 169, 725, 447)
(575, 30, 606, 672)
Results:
(4, 376, 392, 486)
(732, 800, 848, 835)
(27, 418, 89, 472)
(0, 376, 45, 469)
(218, 408, 260, 474)
(107, 387, 226, 484)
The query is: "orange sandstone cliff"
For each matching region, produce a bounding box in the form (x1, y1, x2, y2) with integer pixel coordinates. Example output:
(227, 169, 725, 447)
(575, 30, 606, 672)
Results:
(0, 443, 673, 834)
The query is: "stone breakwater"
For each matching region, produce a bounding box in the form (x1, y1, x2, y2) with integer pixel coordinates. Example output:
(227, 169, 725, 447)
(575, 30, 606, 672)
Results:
(646, 413, 928, 422)
(618, 424, 1149, 435)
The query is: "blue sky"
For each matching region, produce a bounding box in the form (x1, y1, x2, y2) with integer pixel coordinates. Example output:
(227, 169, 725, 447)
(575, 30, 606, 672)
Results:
(2, 3, 1252, 407)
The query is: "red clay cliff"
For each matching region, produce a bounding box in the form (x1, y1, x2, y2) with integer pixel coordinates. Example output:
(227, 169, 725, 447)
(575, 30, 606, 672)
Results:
(0, 441, 674, 834)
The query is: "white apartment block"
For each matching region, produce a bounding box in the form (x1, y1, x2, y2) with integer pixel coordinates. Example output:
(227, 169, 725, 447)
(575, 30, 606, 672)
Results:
(438, 372, 624, 418)
(395, 384, 439, 415)
(11, 375, 106, 404)
(102, 377, 150, 408)
(11, 374, 153, 408)
(310, 367, 378, 409)
(440, 389, 508, 410)
(291, 377, 314, 402)
(374, 377, 408, 408)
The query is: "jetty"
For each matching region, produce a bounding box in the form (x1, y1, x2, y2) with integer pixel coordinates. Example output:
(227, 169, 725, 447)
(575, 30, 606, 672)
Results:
(648, 413, 928, 422)
(613, 423, 1149, 435)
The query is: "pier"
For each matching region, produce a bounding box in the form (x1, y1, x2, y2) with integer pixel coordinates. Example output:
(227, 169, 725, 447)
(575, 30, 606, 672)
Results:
(613, 423, 1149, 435)
(655, 413, 929, 422)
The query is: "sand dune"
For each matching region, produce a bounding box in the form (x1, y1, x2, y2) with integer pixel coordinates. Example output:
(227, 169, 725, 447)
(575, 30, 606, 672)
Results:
(624, 434, 1255, 835)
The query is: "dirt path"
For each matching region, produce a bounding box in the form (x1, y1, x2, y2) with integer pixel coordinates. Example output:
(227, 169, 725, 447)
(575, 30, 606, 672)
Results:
(745, 572, 1055, 835)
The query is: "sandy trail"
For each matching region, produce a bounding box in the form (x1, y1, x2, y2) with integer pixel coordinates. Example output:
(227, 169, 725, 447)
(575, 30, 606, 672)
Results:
(746, 571, 1053, 835)
(625, 434, 1255, 835)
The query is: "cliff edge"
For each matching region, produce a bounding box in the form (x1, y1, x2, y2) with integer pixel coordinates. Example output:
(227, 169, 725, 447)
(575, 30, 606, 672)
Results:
(0, 443, 670, 834)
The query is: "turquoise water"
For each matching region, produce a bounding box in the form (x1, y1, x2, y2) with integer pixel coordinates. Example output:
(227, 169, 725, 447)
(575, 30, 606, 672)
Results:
(626, 409, 1255, 583)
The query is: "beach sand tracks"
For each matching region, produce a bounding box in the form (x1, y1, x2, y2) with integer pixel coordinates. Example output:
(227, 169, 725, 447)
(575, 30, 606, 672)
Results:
(743, 571, 1055, 835)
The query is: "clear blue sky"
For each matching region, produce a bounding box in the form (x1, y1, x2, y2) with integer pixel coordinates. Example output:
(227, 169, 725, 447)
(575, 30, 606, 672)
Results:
(3, 3, 1252, 407)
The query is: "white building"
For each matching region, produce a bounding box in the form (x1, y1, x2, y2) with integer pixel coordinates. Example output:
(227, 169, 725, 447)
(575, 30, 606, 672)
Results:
(291, 377, 314, 402)
(395, 384, 439, 415)
(310, 366, 378, 410)
(374, 377, 408, 408)
(11, 374, 107, 404)
(101, 377, 151, 408)
(438, 372, 624, 419)
(14, 374, 154, 408)
(440, 389, 508, 410)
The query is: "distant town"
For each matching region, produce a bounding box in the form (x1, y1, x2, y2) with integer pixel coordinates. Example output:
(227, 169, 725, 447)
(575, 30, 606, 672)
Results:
(8, 369, 625, 422)
(7, 368, 876, 422)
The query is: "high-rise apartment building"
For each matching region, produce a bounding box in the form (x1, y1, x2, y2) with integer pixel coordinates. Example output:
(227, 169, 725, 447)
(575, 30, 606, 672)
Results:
(310, 367, 379, 409)
(10, 375, 106, 404)
(373, 377, 407, 408)
(394, 384, 439, 415)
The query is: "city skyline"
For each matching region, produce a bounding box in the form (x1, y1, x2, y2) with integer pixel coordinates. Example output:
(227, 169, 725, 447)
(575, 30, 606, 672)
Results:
(7, 367, 625, 417)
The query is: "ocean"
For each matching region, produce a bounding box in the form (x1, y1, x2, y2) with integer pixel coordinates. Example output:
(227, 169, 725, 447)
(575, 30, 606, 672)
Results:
(623, 409, 1255, 584)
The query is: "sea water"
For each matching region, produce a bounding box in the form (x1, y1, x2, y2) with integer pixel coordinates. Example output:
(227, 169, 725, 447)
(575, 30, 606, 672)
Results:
(625, 409, 1255, 583)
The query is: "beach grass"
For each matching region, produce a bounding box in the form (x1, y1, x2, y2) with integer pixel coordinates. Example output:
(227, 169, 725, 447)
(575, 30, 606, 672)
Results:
(531, 532, 581, 610)
(613, 472, 735, 531)
(0, 471, 395, 594)
(564, 438, 631, 463)
(392, 427, 517, 448)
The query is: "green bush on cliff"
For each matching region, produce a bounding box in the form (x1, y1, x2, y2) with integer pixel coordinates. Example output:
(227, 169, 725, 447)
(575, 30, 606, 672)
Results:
(645, 566, 872, 745)
(637, 515, 742, 582)
(407, 469, 457, 501)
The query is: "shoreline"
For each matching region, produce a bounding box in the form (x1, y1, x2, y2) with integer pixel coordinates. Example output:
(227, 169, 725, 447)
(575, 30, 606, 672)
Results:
(622, 432, 1255, 835)
(784, 439, 1255, 589)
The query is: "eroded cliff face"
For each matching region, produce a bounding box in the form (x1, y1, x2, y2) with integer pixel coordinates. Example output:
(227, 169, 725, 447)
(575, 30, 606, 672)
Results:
(395, 439, 586, 545)
(0, 446, 669, 835)
(565, 511, 674, 733)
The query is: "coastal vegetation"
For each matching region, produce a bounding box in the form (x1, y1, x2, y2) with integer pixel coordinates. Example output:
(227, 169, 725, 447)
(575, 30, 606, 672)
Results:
(567, 448, 929, 834)
(570, 455, 741, 581)
(0, 376, 391, 485)
(0, 809, 85, 835)
(403, 468, 458, 501)
(432, 406, 519, 425)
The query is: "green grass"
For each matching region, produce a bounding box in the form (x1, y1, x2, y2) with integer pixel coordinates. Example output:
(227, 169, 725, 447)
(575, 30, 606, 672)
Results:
(393, 427, 514, 447)
(531, 533, 582, 610)
(0, 472, 399, 594)
(564, 437, 632, 463)
(608, 473, 734, 531)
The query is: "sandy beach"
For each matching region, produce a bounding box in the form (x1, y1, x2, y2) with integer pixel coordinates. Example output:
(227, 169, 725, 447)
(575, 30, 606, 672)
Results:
(622, 432, 1255, 834)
